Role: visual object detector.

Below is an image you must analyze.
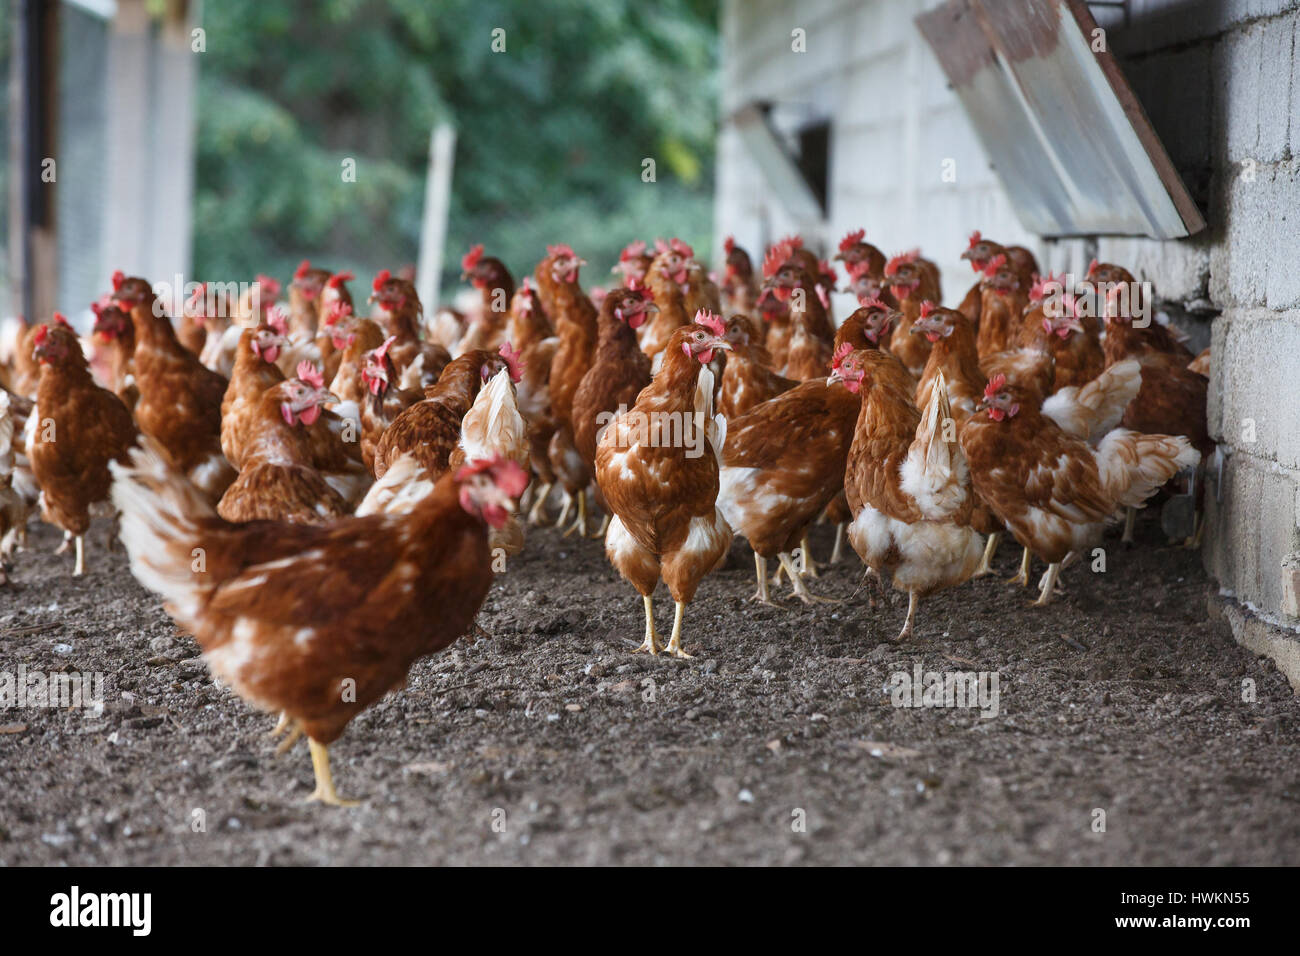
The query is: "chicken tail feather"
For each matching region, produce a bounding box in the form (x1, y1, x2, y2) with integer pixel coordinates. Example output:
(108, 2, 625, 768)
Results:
(109, 438, 218, 628)
(1095, 428, 1200, 510)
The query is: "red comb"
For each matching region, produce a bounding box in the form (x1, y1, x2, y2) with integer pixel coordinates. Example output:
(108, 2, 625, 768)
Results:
(968, 231, 982, 249)
(1087, 258, 1100, 277)
(297, 362, 325, 389)
(294, 259, 311, 281)
(372, 335, 397, 362)
(498, 340, 525, 383)
(693, 309, 725, 336)
(778, 234, 804, 249)
(266, 306, 288, 336)
(34, 324, 49, 345)
(546, 244, 576, 260)
(256, 274, 281, 300)
(919, 301, 937, 318)
(831, 341, 854, 369)
(670, 238, 694, 259)
(620, 239, 646, 261)
(983, 373, 1007, 399)
(327, 270, 354, 289)
(372, 269, 392, 293)
(723, 236, 735, 255)
(839, 229, 865, 252)
(983, 253, 1007, 277)
(111, 270, 125, 292)
(819, 260, 837, 282)
(324, 300, 352, 326)
(762, 241, 793, 279)
(859, 296, 889, 313)
(884, 251, 916, 276)
(52, 312, 70, 328)
(461, 244, 484, 272)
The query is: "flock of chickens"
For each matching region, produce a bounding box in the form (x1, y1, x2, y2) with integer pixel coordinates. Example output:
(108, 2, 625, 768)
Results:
(0, 230, 1211, 804)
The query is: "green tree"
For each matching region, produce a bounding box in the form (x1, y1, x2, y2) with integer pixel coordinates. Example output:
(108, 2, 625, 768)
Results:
(194, 0, 718, 296)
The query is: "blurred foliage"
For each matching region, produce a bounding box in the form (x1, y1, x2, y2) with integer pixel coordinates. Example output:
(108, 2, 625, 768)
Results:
(194, 0, 719, 297)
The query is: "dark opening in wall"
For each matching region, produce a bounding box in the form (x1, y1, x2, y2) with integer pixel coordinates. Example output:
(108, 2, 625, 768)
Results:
(796, 120, 830, 215)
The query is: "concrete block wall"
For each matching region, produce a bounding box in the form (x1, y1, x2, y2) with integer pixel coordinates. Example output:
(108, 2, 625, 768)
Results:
(715, 0, 1300, 681)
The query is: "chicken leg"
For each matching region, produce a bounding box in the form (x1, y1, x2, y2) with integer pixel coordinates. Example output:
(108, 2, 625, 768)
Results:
(1121, 506, 1136, 545)
(972, 533, 999, 578)
(306, 738, 359, 807)
(633, 594, 663, 655)
(778, 552, 838, 604)
(894, 591, 918, 642)
(752, 553, 778, 606)
(73, 535, 85, 576)
(1033, 561, 1062, 607)
(829, 524, 845, 565)
(799, 532, 820, 578)
(1007, 547, 1031, 587)
(663, 600, 693, 658)
(561, 489, 588, 538)
(526, 481, 553, 525)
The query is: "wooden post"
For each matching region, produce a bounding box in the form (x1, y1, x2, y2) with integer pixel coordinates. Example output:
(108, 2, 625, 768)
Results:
(416, 123, 457, 313)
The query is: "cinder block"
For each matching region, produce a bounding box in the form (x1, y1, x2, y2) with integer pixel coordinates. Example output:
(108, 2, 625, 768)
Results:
(1209, 164, 1273, 306)
(1265, 162, 1300, 309)
(1205, 449, 1300, 618)
(1210, 308, 1300, 468)
(1096, 236, 1209, 302)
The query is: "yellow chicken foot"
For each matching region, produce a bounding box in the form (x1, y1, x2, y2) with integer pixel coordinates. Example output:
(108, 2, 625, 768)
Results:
(1007, 547, 1031, 587)
(1184, 511, 1204, 549)
(268, 711, 291, 738)
(894, 591, 918, 642)
(561, 489, 588, 538)
(1121, 506, 1136, 545)
(971, 533, 1000, 578)
(779, 552, 839, 604)
(632, 594, 663, 655)
(306, 738, 360, 807)
(73, 535, 86, 576)
(54, 531, 72, 555)
(590, 513, 611, 539)
(663, 600, 693, 658)
(527, 482, 553, 525)
(1033, 562, 1063, 607)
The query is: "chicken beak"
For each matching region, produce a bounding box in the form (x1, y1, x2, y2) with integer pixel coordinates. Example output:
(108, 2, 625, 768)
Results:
(319, 390, 342, 406)
(827, 370, 844, 386)
(974, 398, 990, 411)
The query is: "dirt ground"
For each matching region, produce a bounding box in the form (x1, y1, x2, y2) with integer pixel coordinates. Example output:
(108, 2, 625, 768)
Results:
(0, 511, 1297, 866)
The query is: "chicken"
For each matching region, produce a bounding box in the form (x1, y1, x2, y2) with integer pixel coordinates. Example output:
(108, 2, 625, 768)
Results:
(221, 314, 291, 469)
(638, 238, 694, 362)
(974, 253, 1032, 360)
(760, 241, 836, 380)
(718, 314, 796, 420)
(354, 335, 422, 474)
(838, 351, 983, 641)
(718, 341, 862, 603)
(572, 284, 656, 469)
(90, 298, 138, 410)
(595, 315, 733, 657)
(217, 364, 348, 525)
(457, 245, 515, 354)
(27, 323, 137, 575)
(720, 236, 760, 319)
(1091, 261, 1193, 363)
(883, 251, 943, 376)
(111, 274, 236, 502)
(288, 260, 333, 340)
(313, 275, 357, 382)
(502, 279, 560, 523)
(1017, 278, 1104, 391)
(371, 346, 515, 480)
(111, 444, 528, 805)
(328, 315, 389, 410)
(957, 231, 1039, 325)
(446, 366, 531, 554)
(0, 390, 29, 579)
(369, 269, 451, 388)
(910, 304, 986, 425)
(960, 374, 1199, 605)
(834, 229, 889, 294)
(535, 245, 599, 532)
(612, 239, 654, 288)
